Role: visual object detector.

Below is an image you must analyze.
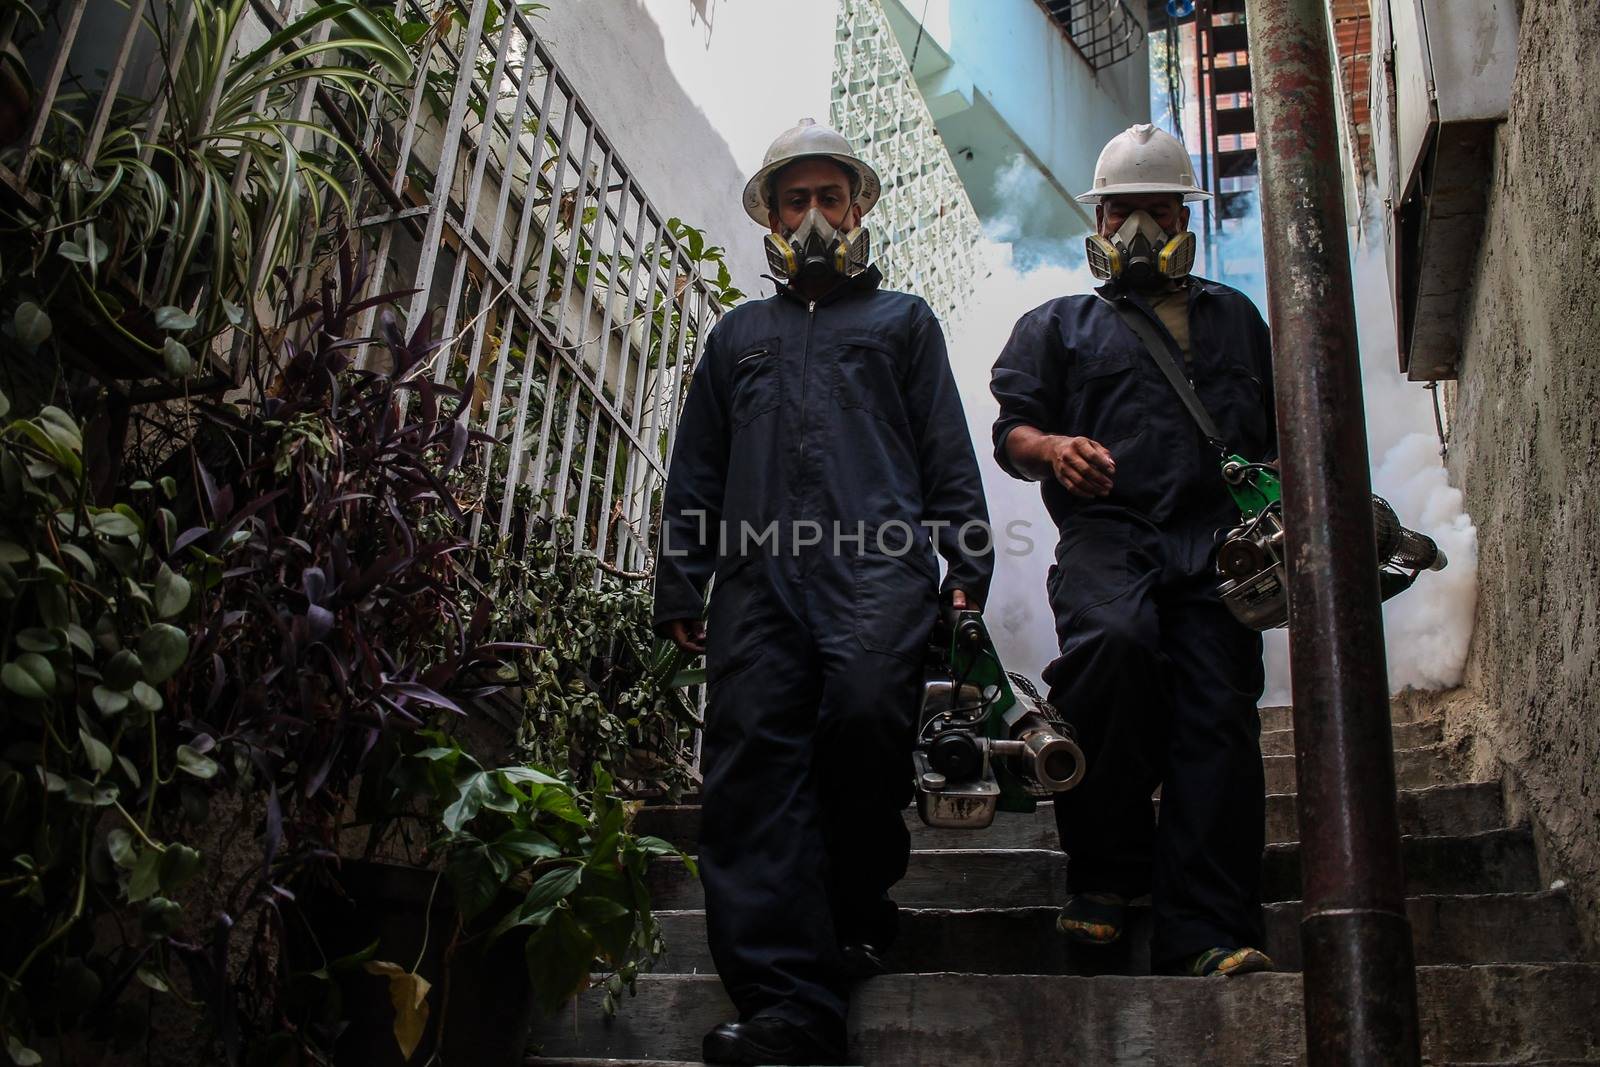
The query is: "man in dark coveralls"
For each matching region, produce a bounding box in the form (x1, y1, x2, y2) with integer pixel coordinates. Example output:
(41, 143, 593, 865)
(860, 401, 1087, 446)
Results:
(654, 118, 992, 1065)
(991, 124, 1277, 978)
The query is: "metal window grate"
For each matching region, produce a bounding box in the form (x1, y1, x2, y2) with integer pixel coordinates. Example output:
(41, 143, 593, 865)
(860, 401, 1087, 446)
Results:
(3, 0, 725, 574)
(1039, 0, 1147, 71)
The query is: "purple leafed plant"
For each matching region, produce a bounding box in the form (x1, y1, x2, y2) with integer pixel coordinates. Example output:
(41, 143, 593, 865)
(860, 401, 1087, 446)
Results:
(165, 241, 525, 1056)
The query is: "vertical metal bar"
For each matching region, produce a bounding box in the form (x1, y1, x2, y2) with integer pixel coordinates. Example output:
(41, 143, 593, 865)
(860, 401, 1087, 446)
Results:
(20, 0, 90, 178)
(495, 96, 576, 534)
(525, 115, 595, 506)
(1244, 0, 1421, 1063)
(138, 2, 196, 165)
(431, 6, 517, 383)
(661, 272, 705, 472)
(631, 235, 681, 568)
(403, 0, 492, 339)
(551, 143, 613, 531)
(575, 172, 634, 557)
(459, 42, 541, 387)
(596, 195, 654, 574)
(617, 217, 668, 569)
(472, 64, 557, 544)
(82, 0, 151, 165)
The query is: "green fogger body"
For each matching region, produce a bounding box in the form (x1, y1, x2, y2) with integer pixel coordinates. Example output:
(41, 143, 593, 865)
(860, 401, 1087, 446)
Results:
(1214, 454, 1450, 630)
(913, 610, 1086, 830)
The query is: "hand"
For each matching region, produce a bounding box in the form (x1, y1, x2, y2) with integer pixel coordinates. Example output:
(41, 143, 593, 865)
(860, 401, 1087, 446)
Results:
(1048, 435, 1116, 498)
(664, 618, 706, 656)
(949, 588, 974, 612)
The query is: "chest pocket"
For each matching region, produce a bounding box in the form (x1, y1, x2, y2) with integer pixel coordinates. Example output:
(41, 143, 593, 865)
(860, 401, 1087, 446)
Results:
(729, 337, 781, 432)
(1065, 345, 1146, 446)
(1202, 360, 1269, 454)
(833, 334, 907, 426)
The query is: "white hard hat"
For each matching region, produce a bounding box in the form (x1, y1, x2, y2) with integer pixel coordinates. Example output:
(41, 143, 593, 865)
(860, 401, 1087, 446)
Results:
(1075, 123, 1212, 204)
(742, 118, 882, 225)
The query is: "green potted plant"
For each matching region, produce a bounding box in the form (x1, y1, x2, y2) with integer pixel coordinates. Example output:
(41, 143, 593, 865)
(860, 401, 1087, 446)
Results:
(305, 734, 683, 1065)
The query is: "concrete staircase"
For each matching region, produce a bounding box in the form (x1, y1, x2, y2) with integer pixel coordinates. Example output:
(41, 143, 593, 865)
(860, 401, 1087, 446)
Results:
(528, 704, 1600, 1065)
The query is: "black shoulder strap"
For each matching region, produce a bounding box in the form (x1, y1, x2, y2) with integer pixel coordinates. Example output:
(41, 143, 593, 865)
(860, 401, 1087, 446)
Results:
(1095, 290, 1229, 454)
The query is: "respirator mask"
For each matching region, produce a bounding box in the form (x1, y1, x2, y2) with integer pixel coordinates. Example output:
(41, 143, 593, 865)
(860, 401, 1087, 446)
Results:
(1085, 209, 1197, 287)
(763, 207, 872, 284)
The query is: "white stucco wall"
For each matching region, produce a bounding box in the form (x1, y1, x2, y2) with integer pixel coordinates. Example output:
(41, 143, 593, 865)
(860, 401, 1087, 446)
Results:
(532, 0, 840, 299)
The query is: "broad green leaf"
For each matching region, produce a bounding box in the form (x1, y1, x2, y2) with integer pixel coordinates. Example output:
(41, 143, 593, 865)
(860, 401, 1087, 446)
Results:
(117, 754, 141, 788)
(0, 387, 8, 419)
(446, 844, 502, 922)
(441, 772, 490, 832)
(107, 828, 135, 868)
(363, 961, 430, 1061)
(154, 563, 191, 618)
(136, 966, 171, 993)
(523, 865, 582, 911)
(137, 623, 189, 682)
(92, 511, 138, 538)
(79, 728, 112, 774)
(0, 541, 26, 564)
(14, 628, 59, 652)
(497, 765, 562, 786)
(64, 623, 93, 658)
(140, 896, 182, 936)
(523, 907, 596, 1013)
(128, 848, 161, 902)
(131, 681, 163, 712)
(3, 654, 54, 699)
(12, 302, 51, 351)
(105, 650, 143, 688)
(7, 1034, 43, 1065)
(633, 835, 684, 857)
(66, 777, 118, 806)
(162, 337, 196, 378)
(493, 828, 561, 863)
(159, 843, 203, 890)
(175, 745, 218, 780)
(154, 306, 198, 331)
(93, 685, 129, 716)
(36, 406, 83, 457)
(58, 542, 96, 577)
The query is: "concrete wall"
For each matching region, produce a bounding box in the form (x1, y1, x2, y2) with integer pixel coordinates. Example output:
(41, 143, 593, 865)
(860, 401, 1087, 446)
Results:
(533, 0, 839, 299)
(1442, 0, 1600, 945)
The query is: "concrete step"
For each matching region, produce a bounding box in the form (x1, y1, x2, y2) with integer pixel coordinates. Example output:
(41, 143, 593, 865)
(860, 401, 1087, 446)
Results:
(649, 890, 1578, 976)
(1257, 702, 1430, 732)
(1263, 744, 1449, 794)
(644, 828, 1540, 911)
(527, 965, 1600, 1065)
(633, 780, 1508, 852)
(1259, 716, 1442, 757)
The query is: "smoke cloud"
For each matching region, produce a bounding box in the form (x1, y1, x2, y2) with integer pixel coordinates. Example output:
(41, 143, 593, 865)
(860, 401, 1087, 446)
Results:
(941, 159, 1478, 703)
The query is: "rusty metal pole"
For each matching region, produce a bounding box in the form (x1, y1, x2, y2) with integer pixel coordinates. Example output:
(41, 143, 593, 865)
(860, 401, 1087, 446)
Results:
(1243, 0, 1422, 1063)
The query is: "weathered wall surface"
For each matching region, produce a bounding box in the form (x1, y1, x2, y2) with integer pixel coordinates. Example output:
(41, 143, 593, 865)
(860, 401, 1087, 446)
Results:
(533, 0, 839, 300)
(1444, 0, 1600, 944)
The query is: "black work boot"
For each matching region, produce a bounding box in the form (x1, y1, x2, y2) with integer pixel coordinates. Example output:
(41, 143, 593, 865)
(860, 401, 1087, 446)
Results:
(702, 1015, 847, 1066)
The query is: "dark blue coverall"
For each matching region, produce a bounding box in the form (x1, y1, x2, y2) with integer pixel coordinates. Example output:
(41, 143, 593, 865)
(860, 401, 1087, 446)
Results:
(990, 275, 1276, 971)
(654, 265, 993, 1036)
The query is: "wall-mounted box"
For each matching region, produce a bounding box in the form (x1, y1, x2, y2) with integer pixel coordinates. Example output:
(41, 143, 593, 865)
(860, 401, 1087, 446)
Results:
(1370, 0, 1519, 381)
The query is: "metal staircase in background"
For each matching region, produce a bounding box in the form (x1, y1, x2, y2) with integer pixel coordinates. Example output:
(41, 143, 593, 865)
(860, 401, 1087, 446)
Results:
(1149, 0, 1260, 239)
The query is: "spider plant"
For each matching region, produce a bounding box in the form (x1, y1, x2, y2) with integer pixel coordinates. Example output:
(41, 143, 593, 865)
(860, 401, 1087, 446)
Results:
(14, 0, 412, 359)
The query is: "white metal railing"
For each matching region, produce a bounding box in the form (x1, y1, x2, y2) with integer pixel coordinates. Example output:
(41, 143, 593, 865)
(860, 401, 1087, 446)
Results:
(6, 0, 724, 572)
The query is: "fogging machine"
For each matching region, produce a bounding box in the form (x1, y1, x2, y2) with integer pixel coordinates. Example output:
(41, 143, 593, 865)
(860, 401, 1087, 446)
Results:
(1214, 457, 1448, 630)
(913, 608, 1086, 830)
